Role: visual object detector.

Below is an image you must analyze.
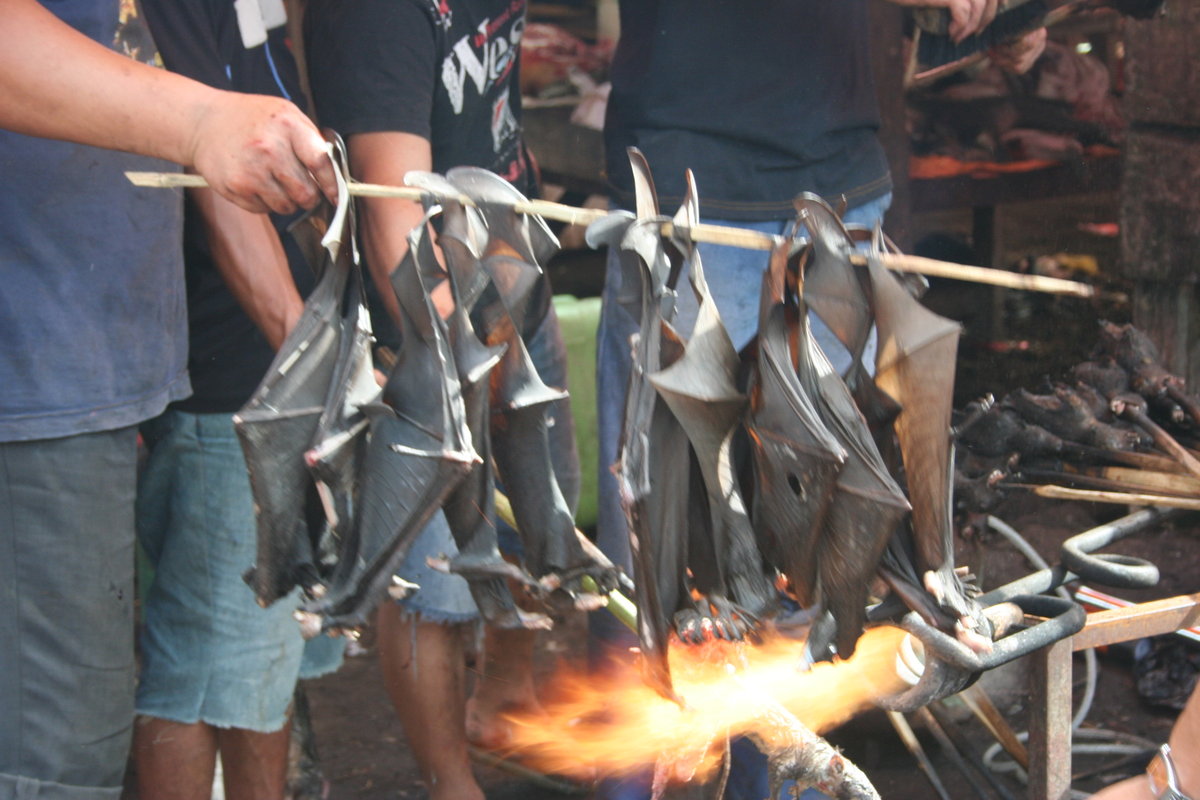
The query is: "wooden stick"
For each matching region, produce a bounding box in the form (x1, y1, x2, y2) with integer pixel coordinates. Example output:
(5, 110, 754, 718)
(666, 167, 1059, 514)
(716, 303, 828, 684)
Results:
(1024, 484, 1200, 510)
(957, 684, 1029, 771)
(1023, 468, 1200, 501)
(1081, 465, 1200, 498)
(885, 711, 954, 800)
(125, 171, 1104, 298)
(467, 746, 589, 795)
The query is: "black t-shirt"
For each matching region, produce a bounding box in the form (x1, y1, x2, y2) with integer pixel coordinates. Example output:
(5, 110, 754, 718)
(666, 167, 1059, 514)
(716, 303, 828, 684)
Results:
(141, 0, 316, 412)
(605, 0, 892, 220)
(304, 0, 534, 196)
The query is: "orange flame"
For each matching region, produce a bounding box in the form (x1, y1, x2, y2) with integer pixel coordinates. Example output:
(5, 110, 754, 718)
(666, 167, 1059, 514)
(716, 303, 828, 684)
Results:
(503, 625, 909, 782)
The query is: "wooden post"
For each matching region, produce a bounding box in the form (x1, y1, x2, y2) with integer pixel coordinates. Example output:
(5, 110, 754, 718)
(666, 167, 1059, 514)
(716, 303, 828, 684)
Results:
(869, 0, 913, 252)
(1028, 638, 1074, 800)
(1120, 3, 1200, 387)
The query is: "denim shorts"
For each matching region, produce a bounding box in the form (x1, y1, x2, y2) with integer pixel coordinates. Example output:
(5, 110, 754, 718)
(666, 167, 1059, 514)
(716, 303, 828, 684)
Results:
(395, 293, 581, 622)
(135, 411, 343, 733)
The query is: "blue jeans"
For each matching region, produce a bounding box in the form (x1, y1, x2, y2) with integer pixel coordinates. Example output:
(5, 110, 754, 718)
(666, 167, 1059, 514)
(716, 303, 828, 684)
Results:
(591, 195, 891, 800)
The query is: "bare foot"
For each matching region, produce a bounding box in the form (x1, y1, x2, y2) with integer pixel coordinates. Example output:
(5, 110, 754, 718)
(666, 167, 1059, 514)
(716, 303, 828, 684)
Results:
(466, 626, 544, 750)
(465, 691, 544, 751)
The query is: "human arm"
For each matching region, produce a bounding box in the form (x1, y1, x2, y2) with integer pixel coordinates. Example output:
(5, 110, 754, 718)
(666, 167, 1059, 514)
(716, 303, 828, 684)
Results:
(884, 0, 1000, 42)
(305, 0, 451, 323)
(190, 187, 305, 351)
(989, 27, 1047, 74)
(348, 131, 454, 325)
(137, 0, 306, 348)
(1089, 683, 1200, 799)
(0, 0, 336, 214)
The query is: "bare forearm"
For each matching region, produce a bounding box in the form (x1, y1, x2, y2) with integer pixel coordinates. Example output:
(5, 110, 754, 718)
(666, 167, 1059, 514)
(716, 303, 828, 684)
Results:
(0, 0, 206, 162)
(191, 187, 303, 351)
(0, 0, 337, 213)
(883, 0, 999, 41)
(348, 131, 437, 327)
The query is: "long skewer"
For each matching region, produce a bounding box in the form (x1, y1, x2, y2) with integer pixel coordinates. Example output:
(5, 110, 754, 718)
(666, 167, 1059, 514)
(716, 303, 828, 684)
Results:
(1022, 484, 1200, 510)
(126, 171, 1110, 299)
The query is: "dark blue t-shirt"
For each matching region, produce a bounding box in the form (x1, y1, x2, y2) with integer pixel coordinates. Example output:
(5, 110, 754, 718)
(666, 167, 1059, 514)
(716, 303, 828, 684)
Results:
(0, 0, 188, 442)
(605, 0, 892, 220)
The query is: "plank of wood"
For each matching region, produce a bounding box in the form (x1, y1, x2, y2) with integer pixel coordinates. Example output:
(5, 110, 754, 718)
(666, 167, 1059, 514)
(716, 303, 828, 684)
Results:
(1083, 465, 1200, 497)
(1028, 484, 1200, 509)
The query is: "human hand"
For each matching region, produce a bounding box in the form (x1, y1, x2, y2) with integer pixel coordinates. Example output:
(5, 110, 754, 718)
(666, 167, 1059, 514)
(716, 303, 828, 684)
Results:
(989, 27, 1047, 74)
(893, 0, 1000, 42)
(941, 0, 1000, 41)
(187, 90, 338, 215)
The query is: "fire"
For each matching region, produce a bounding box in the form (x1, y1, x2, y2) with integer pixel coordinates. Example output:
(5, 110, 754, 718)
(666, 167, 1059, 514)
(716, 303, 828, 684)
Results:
(503, 625, 909, 782)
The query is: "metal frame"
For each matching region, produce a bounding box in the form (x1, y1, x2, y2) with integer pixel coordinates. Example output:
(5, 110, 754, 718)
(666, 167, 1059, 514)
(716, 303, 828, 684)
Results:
(1029, 592, 1200, 799)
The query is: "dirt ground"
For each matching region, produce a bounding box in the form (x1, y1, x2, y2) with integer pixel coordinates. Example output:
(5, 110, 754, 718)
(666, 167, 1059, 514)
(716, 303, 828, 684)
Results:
(299, 191, 1199, 800)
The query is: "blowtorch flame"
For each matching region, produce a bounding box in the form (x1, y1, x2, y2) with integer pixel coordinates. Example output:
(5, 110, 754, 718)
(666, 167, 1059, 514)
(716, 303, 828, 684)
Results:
(503, 625, 909, 782)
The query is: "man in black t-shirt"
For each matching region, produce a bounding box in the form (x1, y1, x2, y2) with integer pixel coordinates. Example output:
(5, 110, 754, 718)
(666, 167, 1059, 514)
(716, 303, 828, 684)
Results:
(133, 3, 344, 797)
(305, 3, 579, 799)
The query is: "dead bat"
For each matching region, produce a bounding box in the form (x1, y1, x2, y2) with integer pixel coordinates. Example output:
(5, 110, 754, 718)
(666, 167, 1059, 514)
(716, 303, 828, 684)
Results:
(448, 167, 618, 608)
(1003, 384, 1151, 452)
(607, 208, 692, 701)
(302, 146, 379, 592)
(956, 396, 1185, 474)
(745, 239, 845, 608)
(649, 172, 778, 641)
(793, 253, 910, 661)
(1095, 321, 1196, 416)
(792, 195, 899, 439)
(404, 171, 550, 629)
(863, 251, 988, 649)
(299, 211, 476, 633)
(236, 137, 358, 605)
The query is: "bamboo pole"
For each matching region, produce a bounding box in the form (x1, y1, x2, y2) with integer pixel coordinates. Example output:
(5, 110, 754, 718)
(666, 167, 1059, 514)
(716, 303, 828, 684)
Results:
(1025, 484, 1200, 510)
(125, 170, 1107, 298)
(467, 746, 589, 795)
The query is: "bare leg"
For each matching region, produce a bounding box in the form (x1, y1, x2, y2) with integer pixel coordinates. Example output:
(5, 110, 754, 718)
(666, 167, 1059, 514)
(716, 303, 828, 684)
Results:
(466, 625, 542, 749)
(377, 602, 484, 800)
(1090, 685, 1200, 799)
(133, 716, 219, 800)
(220, 723, 292, 800)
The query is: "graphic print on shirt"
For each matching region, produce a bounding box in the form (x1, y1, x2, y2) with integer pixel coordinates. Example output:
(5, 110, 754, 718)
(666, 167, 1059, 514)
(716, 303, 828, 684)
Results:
(114, 0, 164, 66)
(437, 0, 525, 164)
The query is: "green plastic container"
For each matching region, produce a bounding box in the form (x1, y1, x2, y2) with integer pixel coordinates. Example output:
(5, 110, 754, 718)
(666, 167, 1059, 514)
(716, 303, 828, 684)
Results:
(552, 294, 602, 530)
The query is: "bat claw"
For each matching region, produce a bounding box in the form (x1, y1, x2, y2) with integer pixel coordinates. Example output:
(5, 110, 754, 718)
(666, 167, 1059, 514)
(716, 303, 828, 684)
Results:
(955, 617, 994, 654)
(293, 610, 324, 640)
(387, 575, 421, 599)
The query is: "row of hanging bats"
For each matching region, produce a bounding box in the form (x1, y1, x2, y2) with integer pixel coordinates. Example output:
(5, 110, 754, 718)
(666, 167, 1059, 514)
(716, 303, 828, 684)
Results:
(232, 141, 994, 705)
(954, 319, 1200, 516)
(598, 151, 992, 702)
(233, 137, 618, 637)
